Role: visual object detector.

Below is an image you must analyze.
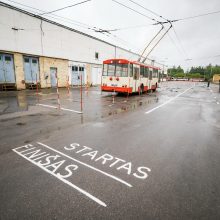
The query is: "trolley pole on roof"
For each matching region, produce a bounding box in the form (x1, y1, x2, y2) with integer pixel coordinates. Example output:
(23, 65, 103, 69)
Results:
(138, 24, 164, 63)
(143, 23, 173, 63)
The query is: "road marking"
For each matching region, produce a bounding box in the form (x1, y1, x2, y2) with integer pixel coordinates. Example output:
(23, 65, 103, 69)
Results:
(145, 87, 193, 114)
(217, 102, 219, 105)
(12, 148, 106, 207)
(37, 142, 132, 187)
(36, 103, 82, 114)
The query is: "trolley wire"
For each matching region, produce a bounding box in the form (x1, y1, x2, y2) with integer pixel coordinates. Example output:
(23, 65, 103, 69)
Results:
(3, 0, 97, 30)
(176, 10, 220, 21)
(123, 1, 189, 61)
(39, 0, 92, 16)
(172, 25, 189, 59)
(112, 0, 158, 22)
(1, 0, 143, 54)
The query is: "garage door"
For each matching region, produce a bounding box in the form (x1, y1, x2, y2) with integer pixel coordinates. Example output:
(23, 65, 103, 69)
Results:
(71, 66, 85, 86)
(91, 67, 102, 86)
(24, 56, 39, 83)
(0, 54, 15, 83)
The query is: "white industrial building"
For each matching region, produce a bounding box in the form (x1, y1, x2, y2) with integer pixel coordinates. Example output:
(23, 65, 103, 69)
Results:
(0, 2, 164, 90)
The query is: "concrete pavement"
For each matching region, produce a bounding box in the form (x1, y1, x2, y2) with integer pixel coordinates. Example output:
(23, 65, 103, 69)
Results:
(0, 82, 220, 220)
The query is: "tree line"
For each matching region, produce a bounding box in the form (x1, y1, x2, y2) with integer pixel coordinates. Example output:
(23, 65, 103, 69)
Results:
(168, 64, 220, 80)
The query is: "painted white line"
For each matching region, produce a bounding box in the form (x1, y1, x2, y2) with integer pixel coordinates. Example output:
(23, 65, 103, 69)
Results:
(37, 142, 132, 188)
(12, 149, 106, 207)
(145, 87, 193, 114)
(36, 103, 82, 114)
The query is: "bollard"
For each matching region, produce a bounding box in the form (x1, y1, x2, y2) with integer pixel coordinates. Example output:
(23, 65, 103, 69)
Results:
(86, 74, 89, 95)
(80, 72, 83, 112)
(36, 73, 39, 103)
(66, 75, 70, 97)
(56, 73, 61, 110)
(112, 90, 115, 104)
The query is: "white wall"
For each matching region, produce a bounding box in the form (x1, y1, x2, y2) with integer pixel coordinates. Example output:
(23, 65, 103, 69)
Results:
(0, 5, 139, 64)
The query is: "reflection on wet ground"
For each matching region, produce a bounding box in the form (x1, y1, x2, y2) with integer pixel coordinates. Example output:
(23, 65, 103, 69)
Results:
(0, 82, 214, 123)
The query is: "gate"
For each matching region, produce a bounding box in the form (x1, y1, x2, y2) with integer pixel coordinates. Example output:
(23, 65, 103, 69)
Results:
(71, 65, 85, 86)
(91, 67, 102, 86)
(23, 56, 40, 88)
(0, 53, 16, 90)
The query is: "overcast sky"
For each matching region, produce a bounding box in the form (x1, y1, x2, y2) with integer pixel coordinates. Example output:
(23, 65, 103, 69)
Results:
(2, 0, 220, 70)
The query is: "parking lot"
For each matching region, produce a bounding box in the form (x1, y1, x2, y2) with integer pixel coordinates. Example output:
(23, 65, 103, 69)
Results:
(0, 81, 220, 220)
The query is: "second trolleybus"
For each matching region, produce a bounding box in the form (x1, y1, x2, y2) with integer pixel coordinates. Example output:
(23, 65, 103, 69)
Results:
(101, 59, 160, 94)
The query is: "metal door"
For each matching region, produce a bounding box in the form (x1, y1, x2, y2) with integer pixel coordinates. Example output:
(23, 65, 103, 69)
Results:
(91, 67, 102, 85)
(71, 66, 79, 85)
(50, 67, 57, 87)
(0, 54, 15, 83)
(24, 56, 39, 83)
(71, 66, 85, 85)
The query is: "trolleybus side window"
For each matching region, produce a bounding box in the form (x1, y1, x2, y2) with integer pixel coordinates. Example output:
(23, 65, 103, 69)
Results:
(108, 64, 115, 76)
(153, 69, 158, 78)
(149, 70, 153, 80)
(144, 67, 149, 78)
(134, 67, 139, 80)
(103, 64, 108, 76)
(140, 66, 144, 77)
(129, 64, 133, 77)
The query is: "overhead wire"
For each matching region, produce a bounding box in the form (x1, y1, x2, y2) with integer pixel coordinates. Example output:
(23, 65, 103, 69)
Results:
(3, 0, 97, 30)
(1, 0, 142, 53)
(124, 1, 189, 61)
(127, 0, 167, 21)
(177, 10, 220, 21)
(39, 0, 92, 15)
(112, 0, 157, 22)
(172, 25, 189, 59)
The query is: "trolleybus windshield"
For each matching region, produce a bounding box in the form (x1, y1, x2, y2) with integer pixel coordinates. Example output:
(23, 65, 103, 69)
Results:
(103, 63, 128, 77)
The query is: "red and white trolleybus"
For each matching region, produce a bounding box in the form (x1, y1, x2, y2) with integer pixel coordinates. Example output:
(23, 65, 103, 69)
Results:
(101, 59, 160, 94)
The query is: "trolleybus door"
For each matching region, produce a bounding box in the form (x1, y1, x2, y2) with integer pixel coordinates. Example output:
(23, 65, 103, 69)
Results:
(133, 66, 140, 92)
(149, 68, 153, 89)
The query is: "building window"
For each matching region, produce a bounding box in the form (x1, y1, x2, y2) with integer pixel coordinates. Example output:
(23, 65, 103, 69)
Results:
(5, 56, 11, 61)
(95, 52, 99, 60)
(32, 59, 37, 64)
(24, 58, 29, 63)
(72, 66, 78, 71)
(79, 67, 84, 71)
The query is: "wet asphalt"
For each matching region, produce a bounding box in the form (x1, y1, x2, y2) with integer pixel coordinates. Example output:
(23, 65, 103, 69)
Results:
(0, 81, 220, 220)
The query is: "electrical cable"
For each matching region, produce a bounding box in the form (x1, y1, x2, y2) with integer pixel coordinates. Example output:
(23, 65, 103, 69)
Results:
(177, 10, 220, 21)
(39, 0, 92, 16)
(112, 0, 157, 22)
(127, 0, 167, 21)
(172, 25, 189, 59)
